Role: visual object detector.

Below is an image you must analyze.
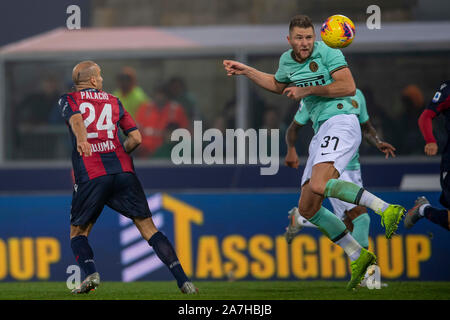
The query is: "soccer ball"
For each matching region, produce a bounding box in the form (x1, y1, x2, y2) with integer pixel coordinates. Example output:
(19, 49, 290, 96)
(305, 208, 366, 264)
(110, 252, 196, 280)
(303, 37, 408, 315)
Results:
(320, 15, 355, 48)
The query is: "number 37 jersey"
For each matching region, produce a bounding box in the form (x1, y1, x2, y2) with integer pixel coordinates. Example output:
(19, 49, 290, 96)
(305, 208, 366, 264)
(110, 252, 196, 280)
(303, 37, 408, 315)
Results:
(58, 88, 138, 183)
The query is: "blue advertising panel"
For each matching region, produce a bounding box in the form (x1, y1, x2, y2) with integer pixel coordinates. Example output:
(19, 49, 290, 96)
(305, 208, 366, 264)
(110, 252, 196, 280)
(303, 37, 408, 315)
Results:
(0, 191, 448, 282)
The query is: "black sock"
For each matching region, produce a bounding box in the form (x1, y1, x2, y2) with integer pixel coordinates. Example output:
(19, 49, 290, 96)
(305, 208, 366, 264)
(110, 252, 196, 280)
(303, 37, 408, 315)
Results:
(70, 235, 97, 277)
(148, 231, 189, 288)
(424, 206, 450, 231)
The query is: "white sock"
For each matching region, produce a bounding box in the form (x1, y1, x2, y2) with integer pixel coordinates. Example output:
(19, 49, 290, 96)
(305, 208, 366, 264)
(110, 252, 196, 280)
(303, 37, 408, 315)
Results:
(359, 190, 389, 213)
(294, 208, 317, 228)
(297, 216, 317, 228)
(335, 233, 362, 261)
(418, 204, 430, 217)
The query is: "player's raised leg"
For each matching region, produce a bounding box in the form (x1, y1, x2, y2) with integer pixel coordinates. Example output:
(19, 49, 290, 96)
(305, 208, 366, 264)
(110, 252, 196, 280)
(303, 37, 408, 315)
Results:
(299, 178, 376, 290)
(323, 178, 405, 238)
(405, 196, 450, 231)
(134, 217, 198, 294)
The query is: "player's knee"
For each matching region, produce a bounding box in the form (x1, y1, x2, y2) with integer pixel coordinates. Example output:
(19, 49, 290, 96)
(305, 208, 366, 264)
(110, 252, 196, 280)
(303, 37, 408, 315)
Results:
(70, 224, 90, 239)
(70, 229, 89, 239)
(309, 179, 326, 196)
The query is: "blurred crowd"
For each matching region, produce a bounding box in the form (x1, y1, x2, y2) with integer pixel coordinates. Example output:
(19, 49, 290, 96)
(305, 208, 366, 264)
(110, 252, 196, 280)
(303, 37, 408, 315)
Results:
(11, 64, 440, 161)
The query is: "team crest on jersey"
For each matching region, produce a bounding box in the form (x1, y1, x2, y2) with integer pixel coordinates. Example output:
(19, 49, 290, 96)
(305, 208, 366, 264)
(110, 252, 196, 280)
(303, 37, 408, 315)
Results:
(351, 99, 359, 108)
(309, 61, 319, 72)
(337, 103, 343, 109)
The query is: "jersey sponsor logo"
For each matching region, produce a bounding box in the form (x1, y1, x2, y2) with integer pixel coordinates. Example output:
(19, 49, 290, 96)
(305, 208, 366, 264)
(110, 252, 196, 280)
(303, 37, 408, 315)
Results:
(294, 75, 326, 87)
(90, 140, 116, 153)
(309, 61, 319, 72)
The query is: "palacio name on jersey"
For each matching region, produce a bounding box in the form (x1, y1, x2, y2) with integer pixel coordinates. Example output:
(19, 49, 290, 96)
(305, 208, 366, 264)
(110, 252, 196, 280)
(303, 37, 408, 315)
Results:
(80, 91, 109, 100)
(90, 140, 116, 153)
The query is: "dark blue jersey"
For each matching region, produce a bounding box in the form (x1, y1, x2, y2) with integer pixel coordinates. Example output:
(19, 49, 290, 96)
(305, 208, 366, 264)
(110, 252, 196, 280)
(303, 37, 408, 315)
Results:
(419, 81, 450, 170)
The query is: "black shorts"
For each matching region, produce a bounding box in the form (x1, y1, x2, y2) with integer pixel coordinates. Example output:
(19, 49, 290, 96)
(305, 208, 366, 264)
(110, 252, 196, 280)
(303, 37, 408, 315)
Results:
(439, 170, 450, 209)
(70, 172, 151, 226)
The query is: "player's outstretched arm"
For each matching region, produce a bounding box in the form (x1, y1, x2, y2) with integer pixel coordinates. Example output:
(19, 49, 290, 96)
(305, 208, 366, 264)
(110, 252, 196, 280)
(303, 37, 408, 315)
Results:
(284, 121, 303, 168)
(69, 114, 92, 157)
(361, 120, 396, 159)
(223, 60, 287, 94)
(123, 129, 142, 154)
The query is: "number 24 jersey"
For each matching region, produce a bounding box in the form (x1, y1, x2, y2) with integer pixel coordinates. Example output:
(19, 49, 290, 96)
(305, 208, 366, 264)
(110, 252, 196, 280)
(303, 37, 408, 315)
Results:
(58, 88, 138, 183)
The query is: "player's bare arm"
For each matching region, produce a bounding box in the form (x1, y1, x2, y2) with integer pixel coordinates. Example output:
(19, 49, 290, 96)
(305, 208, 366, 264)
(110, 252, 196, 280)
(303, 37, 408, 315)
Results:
(123, 129, 142, 154)
(223, 60, 287, 94)
(283, 67, 356, 101)
(361, 120, 396, 158)
(69, 113, 92, 157)
(284, 121, 303, 168)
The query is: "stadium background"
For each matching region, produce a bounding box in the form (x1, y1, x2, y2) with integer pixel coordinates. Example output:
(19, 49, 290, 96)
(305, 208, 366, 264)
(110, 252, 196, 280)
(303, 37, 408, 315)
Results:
(0, 0, 449, 285)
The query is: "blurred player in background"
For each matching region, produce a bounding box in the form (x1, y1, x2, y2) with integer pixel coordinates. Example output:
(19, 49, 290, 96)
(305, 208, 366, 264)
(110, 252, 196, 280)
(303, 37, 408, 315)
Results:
(405, 80, 450, 231)
(224, 14, 404, 289)
(135, 85, 190, 158)
(113, 66, 150, 118)
(58, 61, 197, 294)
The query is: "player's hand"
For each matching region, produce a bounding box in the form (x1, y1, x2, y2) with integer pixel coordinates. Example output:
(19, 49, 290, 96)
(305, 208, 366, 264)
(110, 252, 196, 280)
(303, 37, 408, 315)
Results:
(223, 60, 249, 76)
(282, 87, 311, 100)
(376, 141, 396, 159)
(77, 141, 92, 157)
(285, 149, 300, 168)
(424, 142, 438, 156)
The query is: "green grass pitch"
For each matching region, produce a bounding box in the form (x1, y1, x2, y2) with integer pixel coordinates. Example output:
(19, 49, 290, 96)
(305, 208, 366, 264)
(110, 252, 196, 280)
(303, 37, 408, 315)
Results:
(0, 281, 449, 300)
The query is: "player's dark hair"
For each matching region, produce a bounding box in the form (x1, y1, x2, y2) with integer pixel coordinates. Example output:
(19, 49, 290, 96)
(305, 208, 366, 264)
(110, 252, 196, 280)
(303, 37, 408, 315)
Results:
(289, 15, 314, 32)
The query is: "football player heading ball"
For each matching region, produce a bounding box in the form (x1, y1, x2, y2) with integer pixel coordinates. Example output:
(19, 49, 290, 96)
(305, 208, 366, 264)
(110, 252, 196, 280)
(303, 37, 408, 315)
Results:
(224, 14, 404, 290)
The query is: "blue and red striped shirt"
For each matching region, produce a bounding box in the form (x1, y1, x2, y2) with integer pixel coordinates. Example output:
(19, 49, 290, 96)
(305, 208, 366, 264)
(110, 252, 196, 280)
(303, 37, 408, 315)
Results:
(59, 88, 138, 183)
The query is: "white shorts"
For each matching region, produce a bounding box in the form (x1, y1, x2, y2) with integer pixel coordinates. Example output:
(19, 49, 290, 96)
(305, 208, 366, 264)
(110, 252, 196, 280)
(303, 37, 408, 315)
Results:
(328, 169, 364, 220)
(301, 113, 362, 187)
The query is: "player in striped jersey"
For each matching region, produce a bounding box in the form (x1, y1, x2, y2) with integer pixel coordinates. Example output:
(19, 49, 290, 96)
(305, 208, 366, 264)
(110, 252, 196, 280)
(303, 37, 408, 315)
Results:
(59, 61, 197, 294)
(405, 81, 450, 231)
